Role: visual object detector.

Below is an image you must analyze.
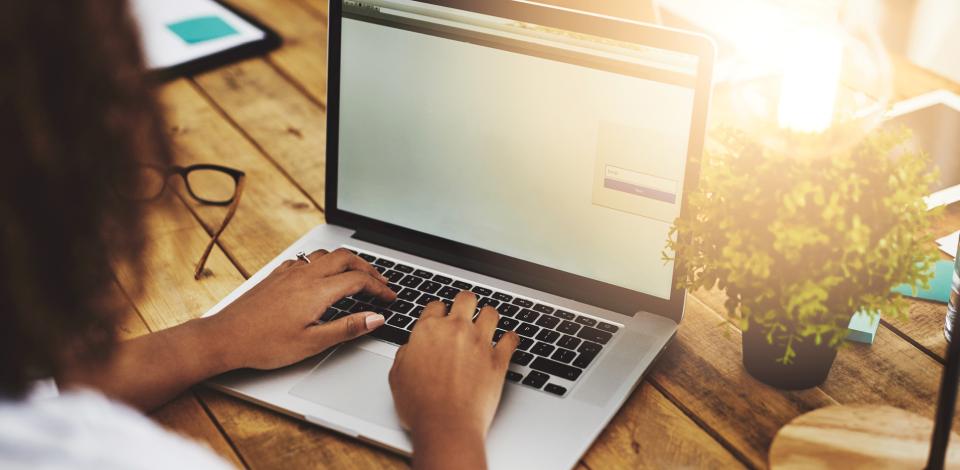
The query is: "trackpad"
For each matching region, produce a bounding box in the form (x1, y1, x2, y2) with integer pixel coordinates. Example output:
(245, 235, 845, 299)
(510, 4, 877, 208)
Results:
(289, 345, 402, 431)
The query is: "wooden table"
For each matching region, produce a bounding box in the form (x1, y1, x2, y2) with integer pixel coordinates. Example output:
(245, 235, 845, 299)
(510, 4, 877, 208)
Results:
(118, 1, 960, 468)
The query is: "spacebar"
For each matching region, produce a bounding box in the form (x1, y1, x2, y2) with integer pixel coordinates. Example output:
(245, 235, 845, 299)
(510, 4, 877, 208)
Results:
(369, 325, 410, 345)
(529, 357, 582, 381)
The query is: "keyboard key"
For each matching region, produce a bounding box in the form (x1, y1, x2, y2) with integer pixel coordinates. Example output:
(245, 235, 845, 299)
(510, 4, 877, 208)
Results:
(398, 288, 420, 301)
(493, 292, 513, 302)
(407, 319, 418, 331)
(553, 310, 575, 320)
(577, 326, 613, 345)
(415, 293, 440, 306)
(497, 317, 519, 330)
(511, 351, 534, 366)
(574, 316, 597, 327)
(383, 270, 405, 283)
(414, 269, 433, 278)
(497, 304, 520, 317)
(358, 253, 376, 262)
(388, 283, 402, 293)
(350, 303, 371, 313)
(387, 314, 413, 328)
(389, 300, 414, 314)
(506, 371, 523, 382)
(410, 306, 425, 318)
(516, 309, 539, 323)
(374, 258, 395, 268)
(394, 264, 414, 273)
(478, 297, 500, 309)
(399, 275, 423, 288)
(320, 308, 339, 322)
(452, 280, 472, 290)
(598, 322, 620, 333)
(369, 325, 410, 345)
(579, 341, 602, 354)
(374, 266, 385, 274)
(419, 280, 442, 294)
(333, 298, 355, 310)
(432, 274, 452, 284)
(437, 286, 459, 299)
(518, 337, 534, 351)
(532, 342, 555, 357)
(355, 293, 374, 302)
(493, 329, 506, 342)
(530, 357, 582, 381)
(535, 329, 560, 344)
(472, 286, 493, 296)
(522, 371, 549, 389)
(557, 320, 580, 335)
(533, 304, 555, 314)
(515, 323, 539, 337)
(535, 315, 560, 329)
(512, 298, 534, 308)
(573, 350, 599, 369)
(552, 348, 576, 363)
(346, 249, 358, 254)
(557, 335, 581, 350)
(544, 384, 567, 396)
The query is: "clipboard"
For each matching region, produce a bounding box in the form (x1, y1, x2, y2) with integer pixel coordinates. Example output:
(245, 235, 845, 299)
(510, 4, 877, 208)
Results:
(130, 0, 281, 80)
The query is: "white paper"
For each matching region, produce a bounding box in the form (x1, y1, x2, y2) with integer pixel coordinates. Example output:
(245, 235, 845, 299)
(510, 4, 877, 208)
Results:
(938, 230, 959, 258)
(130, 0, 266, 69)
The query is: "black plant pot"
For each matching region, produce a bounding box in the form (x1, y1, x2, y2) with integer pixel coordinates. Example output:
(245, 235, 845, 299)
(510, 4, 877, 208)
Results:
(741, 322, 839, 390)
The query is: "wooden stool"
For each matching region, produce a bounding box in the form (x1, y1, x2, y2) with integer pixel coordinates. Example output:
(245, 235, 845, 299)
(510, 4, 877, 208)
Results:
(769, 405, 960, 469)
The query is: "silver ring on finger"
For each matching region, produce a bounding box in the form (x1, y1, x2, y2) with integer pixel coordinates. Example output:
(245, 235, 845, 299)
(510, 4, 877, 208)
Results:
(295, 251, 311, 264)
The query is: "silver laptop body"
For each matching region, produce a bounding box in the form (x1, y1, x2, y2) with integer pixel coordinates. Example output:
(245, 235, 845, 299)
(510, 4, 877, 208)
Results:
(202, 2, 714, 469)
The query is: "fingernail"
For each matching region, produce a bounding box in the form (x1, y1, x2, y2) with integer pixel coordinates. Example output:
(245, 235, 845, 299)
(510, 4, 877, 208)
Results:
(365, 313, 385, 330)
(378, 273, 389, 283)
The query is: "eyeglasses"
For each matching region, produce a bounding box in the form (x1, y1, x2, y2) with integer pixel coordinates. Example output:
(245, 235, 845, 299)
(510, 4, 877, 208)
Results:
(129, 164, 246, 279)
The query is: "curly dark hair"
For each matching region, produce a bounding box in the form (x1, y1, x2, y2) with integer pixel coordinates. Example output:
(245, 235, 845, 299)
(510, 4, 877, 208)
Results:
(0, 1, 173, 397)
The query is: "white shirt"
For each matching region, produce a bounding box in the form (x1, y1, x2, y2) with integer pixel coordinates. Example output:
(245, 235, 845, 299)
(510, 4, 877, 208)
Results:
(0, 386, 232, 470)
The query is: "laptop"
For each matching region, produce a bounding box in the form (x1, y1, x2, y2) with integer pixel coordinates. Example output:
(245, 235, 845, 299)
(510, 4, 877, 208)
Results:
(201, 1, 714, 468)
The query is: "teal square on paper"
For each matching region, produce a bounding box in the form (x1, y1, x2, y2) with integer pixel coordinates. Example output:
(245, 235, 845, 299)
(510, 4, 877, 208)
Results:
(892, 259, 954, 303)
(167, 16, 238, 44)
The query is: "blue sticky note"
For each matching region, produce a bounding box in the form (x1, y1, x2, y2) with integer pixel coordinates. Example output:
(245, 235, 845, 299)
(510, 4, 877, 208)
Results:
(167, 16, 238, 44)
(892, 260, 955, 303)
(847, 310, 881, 344)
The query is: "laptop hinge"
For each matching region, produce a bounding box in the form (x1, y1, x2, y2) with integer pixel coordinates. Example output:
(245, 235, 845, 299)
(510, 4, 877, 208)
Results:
(351, 229, 492, 277)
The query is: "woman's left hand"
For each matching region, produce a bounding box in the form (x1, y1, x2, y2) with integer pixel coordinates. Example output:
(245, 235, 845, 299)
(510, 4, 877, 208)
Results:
(204, 247, 396, 371)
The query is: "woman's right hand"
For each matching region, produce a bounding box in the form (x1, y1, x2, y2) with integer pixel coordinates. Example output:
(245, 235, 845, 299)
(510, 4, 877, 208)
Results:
(389, 292, 519, 470)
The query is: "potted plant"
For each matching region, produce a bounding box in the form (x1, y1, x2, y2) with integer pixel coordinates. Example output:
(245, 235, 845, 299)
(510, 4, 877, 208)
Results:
(667, 128, 940, 390)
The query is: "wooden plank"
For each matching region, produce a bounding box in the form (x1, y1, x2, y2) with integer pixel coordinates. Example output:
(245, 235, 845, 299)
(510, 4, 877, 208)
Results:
(649, 295, 840, 469)
(193, 58, 328, 208)
(582, 383, 746, 469)
(230, 0, 329, 105)
(159, 79, 325, 274)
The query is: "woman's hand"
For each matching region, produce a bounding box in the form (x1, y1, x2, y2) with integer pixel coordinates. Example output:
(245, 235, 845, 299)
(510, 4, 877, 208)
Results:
(206, 247, 396, 371)
(389, 292, 519, 470)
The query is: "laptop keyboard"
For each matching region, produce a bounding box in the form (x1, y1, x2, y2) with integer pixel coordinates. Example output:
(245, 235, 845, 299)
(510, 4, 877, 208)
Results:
(318, 246, 622, 398)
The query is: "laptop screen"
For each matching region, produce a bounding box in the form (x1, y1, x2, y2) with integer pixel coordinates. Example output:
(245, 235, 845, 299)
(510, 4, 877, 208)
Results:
(336, 0, 699, 300)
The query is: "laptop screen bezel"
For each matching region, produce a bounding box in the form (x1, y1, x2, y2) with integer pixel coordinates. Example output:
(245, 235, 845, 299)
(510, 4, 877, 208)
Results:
(325, 0, 715, 323)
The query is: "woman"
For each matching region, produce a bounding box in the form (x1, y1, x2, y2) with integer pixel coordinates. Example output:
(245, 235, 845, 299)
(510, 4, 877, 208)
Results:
(0, 2, 517, 469)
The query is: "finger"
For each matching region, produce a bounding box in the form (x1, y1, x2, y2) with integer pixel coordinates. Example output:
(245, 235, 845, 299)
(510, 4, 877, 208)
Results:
(475, 306, 499, 340)
(309, 248, 387, 283)
(493, 331, 520, 368)
(306, 248, 329, 262)
(449, 290, 477, 320)
(319, 271, 396, 306)
(419, 300, 447, 320)
(310, 311, 385, 344)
